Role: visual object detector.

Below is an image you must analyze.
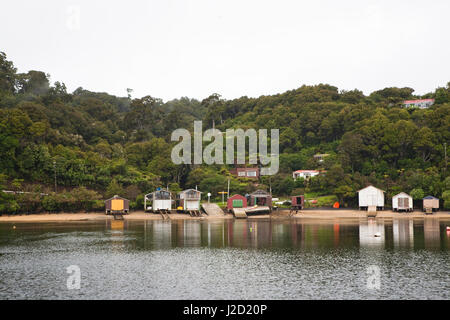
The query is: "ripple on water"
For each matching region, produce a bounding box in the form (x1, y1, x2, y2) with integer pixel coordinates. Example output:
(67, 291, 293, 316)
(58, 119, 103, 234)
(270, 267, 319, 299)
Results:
(0, 219, 448, 300)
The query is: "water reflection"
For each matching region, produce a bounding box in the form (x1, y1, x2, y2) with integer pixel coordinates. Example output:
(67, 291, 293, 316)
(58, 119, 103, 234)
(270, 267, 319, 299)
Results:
(359, 219, 385, 247)
(393, 219, 414, 248)
(0, 217, 448, 300)
(424, 218, 440, 248)
(104, 217, 450, 251)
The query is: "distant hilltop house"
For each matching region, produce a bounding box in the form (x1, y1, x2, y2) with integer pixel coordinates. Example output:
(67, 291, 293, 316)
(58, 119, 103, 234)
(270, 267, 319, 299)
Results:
(292, 170, 321, 180)
(402, 99, 434, 109)
(313, 154, 330, 163)
(230, 167, 260, 179)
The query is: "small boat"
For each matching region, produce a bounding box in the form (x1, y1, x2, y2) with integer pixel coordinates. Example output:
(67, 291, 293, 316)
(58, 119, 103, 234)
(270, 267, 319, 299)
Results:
(374, 232, 381, 237)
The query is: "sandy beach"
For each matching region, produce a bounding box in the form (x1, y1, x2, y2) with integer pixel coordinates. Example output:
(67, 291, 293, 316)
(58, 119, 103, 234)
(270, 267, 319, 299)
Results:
(0, 209, 448, 223)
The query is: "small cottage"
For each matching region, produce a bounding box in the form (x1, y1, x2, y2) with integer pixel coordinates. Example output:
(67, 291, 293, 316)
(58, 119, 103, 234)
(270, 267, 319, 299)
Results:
(292, 170, 320, 180)
(178, 189, 202, 211)
(358, 185, 385, 210)
(230, 167, 260, 179)
(227, 194, 247, 212)
(249, 189, 272, 208)
(423, 196, 439, 213)
(144, 189, 172, 212)
(105, 195, 129, 215)
(392, 192, 413, 212)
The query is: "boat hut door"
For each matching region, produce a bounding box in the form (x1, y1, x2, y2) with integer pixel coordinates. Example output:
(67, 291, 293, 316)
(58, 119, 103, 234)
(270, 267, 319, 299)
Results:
(369, 195, 377, 206)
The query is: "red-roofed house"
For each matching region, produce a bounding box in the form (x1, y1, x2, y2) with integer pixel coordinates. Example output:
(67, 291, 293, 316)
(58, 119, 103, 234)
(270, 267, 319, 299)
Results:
(402, 99, 434, 109)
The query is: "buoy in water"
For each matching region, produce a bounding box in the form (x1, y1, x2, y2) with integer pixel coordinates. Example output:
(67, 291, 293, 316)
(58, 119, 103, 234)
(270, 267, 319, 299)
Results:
(446, 226, 450, 231)
(13, 226, 16, 229)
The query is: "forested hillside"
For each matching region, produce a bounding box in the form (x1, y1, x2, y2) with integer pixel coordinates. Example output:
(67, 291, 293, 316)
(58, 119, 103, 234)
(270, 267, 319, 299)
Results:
(0, 51, 449, 213)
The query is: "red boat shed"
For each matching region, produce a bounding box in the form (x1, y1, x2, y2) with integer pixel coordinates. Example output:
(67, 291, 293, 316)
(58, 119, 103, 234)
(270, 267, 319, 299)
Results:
(227, 194, 247, 212)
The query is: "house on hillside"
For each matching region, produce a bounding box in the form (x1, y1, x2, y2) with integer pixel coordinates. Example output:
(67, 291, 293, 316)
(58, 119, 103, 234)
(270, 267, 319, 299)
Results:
(292, 170, 321, 180)
(402, 99, 434, 109)
(230, 167, 259, 179)
(313, 154, 330, 163)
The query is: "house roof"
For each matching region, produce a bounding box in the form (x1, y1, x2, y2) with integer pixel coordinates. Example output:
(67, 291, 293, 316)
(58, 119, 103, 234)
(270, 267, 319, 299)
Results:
(293, 170, 320, 173)
(357, 185, 385, 193)
(403, 99, 435, 104)
(423, 195, 438, 200)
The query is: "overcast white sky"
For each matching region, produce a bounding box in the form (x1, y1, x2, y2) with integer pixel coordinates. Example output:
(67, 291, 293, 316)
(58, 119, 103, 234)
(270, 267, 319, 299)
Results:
(1, 0, 449, 101)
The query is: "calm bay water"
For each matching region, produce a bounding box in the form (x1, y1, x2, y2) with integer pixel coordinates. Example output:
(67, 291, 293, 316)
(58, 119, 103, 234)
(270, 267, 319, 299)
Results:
(0, 218, 449, 300)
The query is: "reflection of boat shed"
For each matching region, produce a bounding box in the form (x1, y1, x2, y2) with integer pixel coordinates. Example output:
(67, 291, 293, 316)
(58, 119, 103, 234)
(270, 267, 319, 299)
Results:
(249, 189, 272, 207)
(227, 194, 247, 212)
(392, 192, 413, 212)
(144, 189, 172, 212)
(178, 189, 202, 211)
(357, 185, 385, 210)
(105, 195, 129, 215)
(423, 196, 439, 213)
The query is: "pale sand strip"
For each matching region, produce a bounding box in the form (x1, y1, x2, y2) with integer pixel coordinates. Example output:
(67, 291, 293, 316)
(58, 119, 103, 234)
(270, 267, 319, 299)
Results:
(0, 209, 448, 223)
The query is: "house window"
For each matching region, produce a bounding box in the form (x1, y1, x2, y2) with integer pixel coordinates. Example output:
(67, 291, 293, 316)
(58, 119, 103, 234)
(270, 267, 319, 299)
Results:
(247, 171, 257, 177)
(238, 171, 246, 177)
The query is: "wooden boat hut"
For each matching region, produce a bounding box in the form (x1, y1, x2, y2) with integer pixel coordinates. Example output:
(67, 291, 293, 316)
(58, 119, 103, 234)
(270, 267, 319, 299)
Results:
(392, 192, 413, 212)
(249, 189, 272, 208)
(105, 195, 129, 215)
(227, 194, 247, 212)
(144, 188, 172, 213)
(358, 185, 385, 211)
(291, 195, 304, 210)
(177, 189, 202, 211)
(423, 196, 439, 213)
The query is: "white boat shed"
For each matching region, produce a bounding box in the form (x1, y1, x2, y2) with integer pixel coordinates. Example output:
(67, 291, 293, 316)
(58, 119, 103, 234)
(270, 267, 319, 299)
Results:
(358, 185, 385, 210)
(392, 192, 413, 212)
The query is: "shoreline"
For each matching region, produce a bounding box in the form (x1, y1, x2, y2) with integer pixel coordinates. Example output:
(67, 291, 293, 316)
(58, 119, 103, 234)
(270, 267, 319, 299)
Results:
(0, 209, 449, 223)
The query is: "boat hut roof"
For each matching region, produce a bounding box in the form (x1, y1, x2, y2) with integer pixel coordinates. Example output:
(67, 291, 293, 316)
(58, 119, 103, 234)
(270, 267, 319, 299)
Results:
(357, 185, 385, 193)
(393, 192, 411, 198)
(250, 189, 270, 197)
(104, 195, 128, 202)
(423, 195, 438, 200)
(145, 189, 171, 199)
(229, 194, 246, 199)
(179, 188, 202, 194)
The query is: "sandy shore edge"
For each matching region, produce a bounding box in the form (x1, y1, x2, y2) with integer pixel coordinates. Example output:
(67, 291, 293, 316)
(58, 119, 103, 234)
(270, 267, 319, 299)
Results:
(0, 209, 449, 223)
